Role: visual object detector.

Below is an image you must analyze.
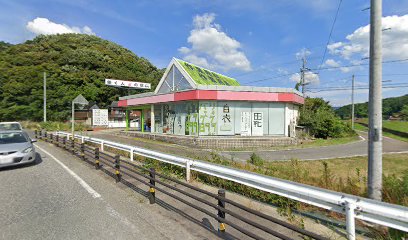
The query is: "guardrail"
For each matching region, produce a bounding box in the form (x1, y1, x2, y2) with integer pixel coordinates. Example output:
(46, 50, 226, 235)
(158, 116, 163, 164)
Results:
(44, 130, 408, 239)
(37, 130, 326, 240)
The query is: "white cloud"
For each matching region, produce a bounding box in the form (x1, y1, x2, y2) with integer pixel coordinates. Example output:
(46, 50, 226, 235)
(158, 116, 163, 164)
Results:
(26, 17, 95, 36)
(324, 58, 354, 73)
(295, 48, 311, 60)
(178, 13, 251, 72)
(325, 59, 340, 68)
(290, 71, 320, 84)
(328, 14, 408, 60)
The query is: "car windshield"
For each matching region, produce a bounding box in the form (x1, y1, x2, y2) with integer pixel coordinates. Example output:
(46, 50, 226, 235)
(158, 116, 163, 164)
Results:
(0, 123, 22, 131)
(0, 132, 28, 144)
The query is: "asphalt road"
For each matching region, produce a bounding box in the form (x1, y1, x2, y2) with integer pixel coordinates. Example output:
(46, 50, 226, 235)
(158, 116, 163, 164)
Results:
(0, 140, 216, 240)
(222, 131, 408, 162)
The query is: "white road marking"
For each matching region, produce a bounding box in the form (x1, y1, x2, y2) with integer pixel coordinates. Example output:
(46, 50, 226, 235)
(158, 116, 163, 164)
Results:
(35, 145, 101, 199)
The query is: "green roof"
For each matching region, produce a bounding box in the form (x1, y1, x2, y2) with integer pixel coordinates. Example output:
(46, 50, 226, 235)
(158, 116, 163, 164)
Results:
(177, 59, 240, 86)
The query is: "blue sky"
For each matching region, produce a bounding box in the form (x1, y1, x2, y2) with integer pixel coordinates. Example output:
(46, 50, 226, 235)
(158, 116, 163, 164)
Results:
(1, 0, 407, 106)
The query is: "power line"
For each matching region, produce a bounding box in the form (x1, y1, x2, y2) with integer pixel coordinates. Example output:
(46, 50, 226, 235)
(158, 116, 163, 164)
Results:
(307, 84, 408, 93)
(316, 0, 343, 73)
(241, 58, 408, 85)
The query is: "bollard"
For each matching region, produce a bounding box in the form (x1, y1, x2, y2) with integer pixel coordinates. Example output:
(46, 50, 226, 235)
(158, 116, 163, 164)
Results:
(94, 147, 100, 169)
(80, 143, 85, 161)
(218, 189, 226, 233)
(114, 155, 121, 182)
(149, 168, 156, 204)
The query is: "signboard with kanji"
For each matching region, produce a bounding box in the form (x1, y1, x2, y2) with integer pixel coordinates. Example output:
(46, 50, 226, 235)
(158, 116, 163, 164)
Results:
(240, 112, 251, 136)
(92, 109, 108, 126)
(105, 79, 151, 89)
(252, 112, 263, 136)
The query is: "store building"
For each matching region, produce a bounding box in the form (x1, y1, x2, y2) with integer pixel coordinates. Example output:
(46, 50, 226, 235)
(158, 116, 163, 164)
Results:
(118, 58, 303, 137)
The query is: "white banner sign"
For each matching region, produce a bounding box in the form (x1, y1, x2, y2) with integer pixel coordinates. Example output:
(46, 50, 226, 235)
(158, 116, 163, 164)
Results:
(105, 79, 151, 89)
(92, 109, 109, 126)
(240, 112, 251, 136)
(252, 112, 263, 136)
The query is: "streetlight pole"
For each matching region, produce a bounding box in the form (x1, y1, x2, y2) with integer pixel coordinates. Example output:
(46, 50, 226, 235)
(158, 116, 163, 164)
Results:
(71, 101, 75, 139)
(368, 0, 383, 200)
(43, 72, 47, 122)
(71, 94, 89, 140)
(351, 74, 355, 129)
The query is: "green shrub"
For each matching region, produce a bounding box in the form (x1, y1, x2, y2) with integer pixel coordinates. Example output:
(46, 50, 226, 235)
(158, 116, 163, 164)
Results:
(248, 152, 265, 166)
(299, 98, 355, 138)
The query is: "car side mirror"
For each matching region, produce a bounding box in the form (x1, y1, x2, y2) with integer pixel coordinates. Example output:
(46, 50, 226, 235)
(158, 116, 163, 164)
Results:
(31, 139, 37, 143)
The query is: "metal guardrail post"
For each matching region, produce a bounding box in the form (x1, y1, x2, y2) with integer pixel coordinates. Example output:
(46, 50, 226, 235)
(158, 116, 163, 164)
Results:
(80, 143, 85, 161)
(34, 130, 38, 139)
(101, 140, 104, 152)
(81, 136, 84, 143)
(345, 201, 356, 240)
(94, 147, 100, 169)
(44, 132, 48, 142)
(50, 133, 54, 144)
(114, 155, 121, 182)
(62, 136, 66, 150)
(149, 168, 156, 204)
(186, 161, 192, 182)
(56, 135, 59, 147)
(71, 138, 75, 154)
(130, 148, 134, 161)
(218, 189, 226, 234)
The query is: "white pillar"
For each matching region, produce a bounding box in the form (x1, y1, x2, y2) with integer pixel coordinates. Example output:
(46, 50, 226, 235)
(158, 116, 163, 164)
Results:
(130, 148, 134, 161)
(345, 201, 356, 240)
(186, 161, 192, 182)
(150, 104, 155, 133)
(101, 140, 104, 152)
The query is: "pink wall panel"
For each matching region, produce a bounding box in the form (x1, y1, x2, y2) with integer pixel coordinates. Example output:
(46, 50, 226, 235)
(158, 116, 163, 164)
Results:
(118, 100, 127, 107)
(216, 91, 279, 101)
(126, 93, 174, 106)
(123, 90, 304, 106)
(174, 90, 198, 101)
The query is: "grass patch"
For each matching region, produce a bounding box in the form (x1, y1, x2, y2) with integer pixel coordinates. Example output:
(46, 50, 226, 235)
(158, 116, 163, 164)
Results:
(355, 122, 408, 142)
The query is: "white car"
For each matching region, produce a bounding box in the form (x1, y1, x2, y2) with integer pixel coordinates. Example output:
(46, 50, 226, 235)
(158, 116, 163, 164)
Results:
(0, 131, 37, 168)
(0, 122, 23, 131)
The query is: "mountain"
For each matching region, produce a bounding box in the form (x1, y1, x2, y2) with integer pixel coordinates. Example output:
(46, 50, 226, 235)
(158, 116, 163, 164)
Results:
(0, 34, 164, 121)
(335, 94, 408, 119)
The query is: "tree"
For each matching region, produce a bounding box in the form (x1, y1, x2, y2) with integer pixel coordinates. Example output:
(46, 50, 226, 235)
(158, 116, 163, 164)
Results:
(0, 34, 164, 121)
(401, 105, 408, 120)
(299, 97, 354, 138)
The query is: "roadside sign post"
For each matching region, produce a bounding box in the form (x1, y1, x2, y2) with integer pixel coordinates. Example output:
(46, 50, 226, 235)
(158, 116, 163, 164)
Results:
(71, 94, 89, 139)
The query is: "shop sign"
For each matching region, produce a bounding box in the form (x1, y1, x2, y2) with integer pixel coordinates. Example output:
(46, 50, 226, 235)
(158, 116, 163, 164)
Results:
(92, 109, 108, 126)
(105, 79, 151, 89)
(240, 112, 251, 136)
(252, 112, 263, 136)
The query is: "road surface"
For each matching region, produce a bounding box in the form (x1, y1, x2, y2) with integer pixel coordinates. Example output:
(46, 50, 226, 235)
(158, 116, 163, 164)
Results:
(221, 131, 408, 161)
(0, 140, 217, 240)
(86, 130, 408, 162)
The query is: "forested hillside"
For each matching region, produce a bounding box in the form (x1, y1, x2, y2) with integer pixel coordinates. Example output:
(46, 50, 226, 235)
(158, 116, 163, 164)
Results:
(0, 34, 164, 121)
(335, 94, 408, 120)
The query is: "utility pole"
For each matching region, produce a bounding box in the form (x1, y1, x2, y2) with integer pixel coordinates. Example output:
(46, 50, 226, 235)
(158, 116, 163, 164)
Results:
(301, 57, 306, 97)
(43, 72, 47, 122)
(300, 56, 310, 111)
(368, 0, 383, 200)
(351, 74, 355, 129)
